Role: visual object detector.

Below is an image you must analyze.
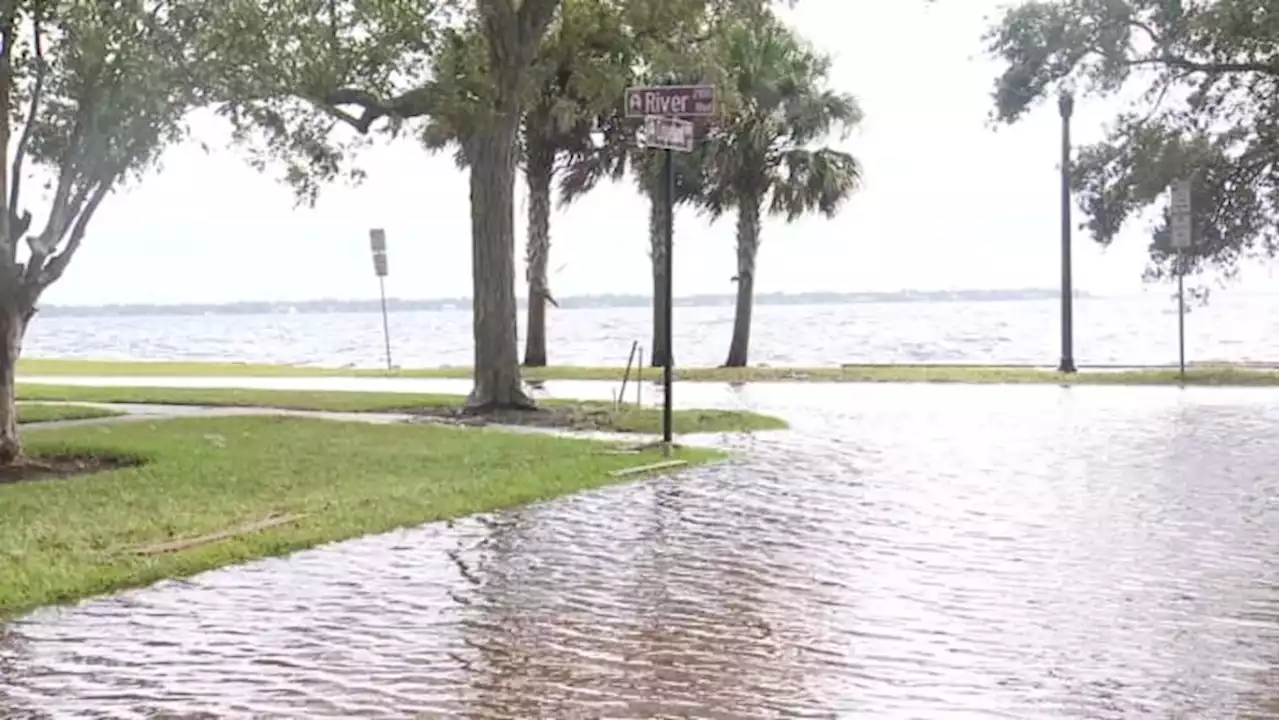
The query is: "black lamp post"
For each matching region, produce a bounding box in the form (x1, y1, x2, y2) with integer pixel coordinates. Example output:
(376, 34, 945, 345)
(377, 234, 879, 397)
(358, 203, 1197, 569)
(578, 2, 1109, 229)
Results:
(1057, 89, 1076, 374)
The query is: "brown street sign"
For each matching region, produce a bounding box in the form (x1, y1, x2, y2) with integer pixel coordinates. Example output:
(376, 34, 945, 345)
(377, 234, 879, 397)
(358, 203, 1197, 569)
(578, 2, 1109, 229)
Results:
(372, 252, 388, 277)
(625, 85, 715, 119)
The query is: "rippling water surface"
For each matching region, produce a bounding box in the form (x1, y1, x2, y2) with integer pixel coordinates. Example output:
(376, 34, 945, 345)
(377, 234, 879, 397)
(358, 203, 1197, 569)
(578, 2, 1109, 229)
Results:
(26, 294, 1280, 368)
(1, 383, 1276, 718)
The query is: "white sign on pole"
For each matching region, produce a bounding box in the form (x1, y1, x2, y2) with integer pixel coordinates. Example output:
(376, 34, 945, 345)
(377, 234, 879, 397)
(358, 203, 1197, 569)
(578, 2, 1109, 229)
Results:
(1170, 179, 1192, 250)
(369, 228, 389, 277)
(642, 115, 695, 152)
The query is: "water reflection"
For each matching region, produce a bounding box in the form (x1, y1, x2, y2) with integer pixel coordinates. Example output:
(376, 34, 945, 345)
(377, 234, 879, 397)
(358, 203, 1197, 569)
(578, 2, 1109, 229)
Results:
(0, 384, 1276, 718)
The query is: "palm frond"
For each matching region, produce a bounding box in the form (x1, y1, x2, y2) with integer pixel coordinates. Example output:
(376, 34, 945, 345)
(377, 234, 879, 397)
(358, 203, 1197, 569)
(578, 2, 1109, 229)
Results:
(697, 12, 864, 224)
(769, 147, 861, 220)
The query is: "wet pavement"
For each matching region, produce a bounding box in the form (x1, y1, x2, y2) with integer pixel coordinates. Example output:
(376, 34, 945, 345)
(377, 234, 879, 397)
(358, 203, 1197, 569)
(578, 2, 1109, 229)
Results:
(1, 381, 1277, 718)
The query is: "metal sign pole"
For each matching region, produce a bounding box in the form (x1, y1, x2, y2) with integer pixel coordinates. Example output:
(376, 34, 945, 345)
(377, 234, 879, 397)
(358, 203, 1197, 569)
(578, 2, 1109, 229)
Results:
(1169, 178, 1193, 386)
(1177, 264, 1185, 384)
(378, 275, 393, 372)
(369, 228, 393, 373)
(662, 147, 675, 454)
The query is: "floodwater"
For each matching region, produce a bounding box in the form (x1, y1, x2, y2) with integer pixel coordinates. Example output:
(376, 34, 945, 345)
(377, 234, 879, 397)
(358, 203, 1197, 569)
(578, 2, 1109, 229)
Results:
(1, 382, 1277, 718)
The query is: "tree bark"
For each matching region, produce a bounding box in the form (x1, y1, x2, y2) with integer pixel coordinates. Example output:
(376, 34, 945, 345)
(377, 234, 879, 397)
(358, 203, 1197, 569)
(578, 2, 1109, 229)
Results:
(0, 294, 29, 463)
(724, 197, 761, 368)
(465, 111, 535, 410)
(648, 192, 672, 368)
(522, 138, 554, 368)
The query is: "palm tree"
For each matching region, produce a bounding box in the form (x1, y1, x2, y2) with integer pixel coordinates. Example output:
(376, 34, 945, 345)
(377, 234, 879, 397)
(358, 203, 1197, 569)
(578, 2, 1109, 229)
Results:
(519, 0, 635, 367)
(560, 104, 707, 367)
(701, 19, 862, 367)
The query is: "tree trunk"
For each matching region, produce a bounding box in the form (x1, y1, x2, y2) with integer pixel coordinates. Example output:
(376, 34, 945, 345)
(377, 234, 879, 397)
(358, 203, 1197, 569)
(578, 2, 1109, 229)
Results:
(724, 198, 761, 368)
(522, 139, 554, 368)
(465, 112, 534, 410)
(648, 192, 672, 368)
(0, 295, 29, 463)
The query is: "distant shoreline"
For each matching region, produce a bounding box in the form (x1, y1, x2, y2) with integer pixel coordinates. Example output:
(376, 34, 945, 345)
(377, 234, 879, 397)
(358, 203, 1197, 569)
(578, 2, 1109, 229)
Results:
(38, 289, 1099, 318)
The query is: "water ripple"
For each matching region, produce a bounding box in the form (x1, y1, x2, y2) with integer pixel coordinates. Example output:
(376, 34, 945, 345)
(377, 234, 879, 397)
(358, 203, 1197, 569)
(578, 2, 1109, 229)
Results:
(1, 384, 1277, 718)
(24, 296, 1280, 369)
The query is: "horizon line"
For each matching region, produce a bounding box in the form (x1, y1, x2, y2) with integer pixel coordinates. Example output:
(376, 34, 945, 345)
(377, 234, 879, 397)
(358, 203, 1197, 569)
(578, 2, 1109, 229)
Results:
(42, 287, 1113, 309)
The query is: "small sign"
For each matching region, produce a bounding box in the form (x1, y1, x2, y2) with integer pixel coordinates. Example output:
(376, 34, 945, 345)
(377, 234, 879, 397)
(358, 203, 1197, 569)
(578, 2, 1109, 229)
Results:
(1170, 179, 1192, 250)
(643, 115, 695, 152)
(625, 85, 715, 119)
(369, 228, 388, 277)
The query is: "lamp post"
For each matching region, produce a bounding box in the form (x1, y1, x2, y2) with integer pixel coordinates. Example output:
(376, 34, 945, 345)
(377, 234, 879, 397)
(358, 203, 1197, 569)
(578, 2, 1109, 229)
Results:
(1057, 89, 1076, 374)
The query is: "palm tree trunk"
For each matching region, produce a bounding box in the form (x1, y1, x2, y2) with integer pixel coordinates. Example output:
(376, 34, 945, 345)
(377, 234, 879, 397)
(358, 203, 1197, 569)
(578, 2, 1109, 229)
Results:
(522, 139, 554, 368)
(724, 197, 761, 368)
(465, 111, 534, 410)
(648, 192, 672, 368)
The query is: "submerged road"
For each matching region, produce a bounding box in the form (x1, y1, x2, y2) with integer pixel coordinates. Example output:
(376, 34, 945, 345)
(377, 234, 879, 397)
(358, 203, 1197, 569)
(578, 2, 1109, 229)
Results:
(2, 378, 1277, 718)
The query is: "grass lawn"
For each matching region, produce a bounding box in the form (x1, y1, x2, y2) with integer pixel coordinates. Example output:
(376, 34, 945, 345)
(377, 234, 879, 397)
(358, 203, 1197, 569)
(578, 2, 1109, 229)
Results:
(15, 384, 788, 434)
(17, 357, 1278, 386)
(17, 402, 124, 424)
(1, 415, 721, 615)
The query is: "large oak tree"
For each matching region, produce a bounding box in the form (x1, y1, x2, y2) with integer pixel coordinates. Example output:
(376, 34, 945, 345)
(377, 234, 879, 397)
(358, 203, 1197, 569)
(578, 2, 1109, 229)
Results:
(221, 0, 558, 409)
(223, 0, 769, 406)
(987, 0, 1278, 286)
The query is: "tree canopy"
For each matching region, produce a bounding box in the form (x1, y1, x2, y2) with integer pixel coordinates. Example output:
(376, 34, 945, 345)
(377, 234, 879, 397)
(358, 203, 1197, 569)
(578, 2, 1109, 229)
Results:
(206, 0, 440, 203)
(700, 16, 861, 222)
(1, 0, 219, 299)
(0, 0, 254, 461)
(986, 0, 1278, 285)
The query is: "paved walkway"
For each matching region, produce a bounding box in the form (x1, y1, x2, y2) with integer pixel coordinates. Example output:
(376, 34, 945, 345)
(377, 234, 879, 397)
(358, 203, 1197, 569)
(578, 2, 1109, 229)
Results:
(27, 400, 666, 444)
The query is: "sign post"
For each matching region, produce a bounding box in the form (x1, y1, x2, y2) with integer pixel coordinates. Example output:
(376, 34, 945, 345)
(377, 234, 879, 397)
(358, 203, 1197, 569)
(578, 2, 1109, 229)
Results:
(369, 228, 393, 372)
(1169, 179, 1192, 384)
(626, 83, 715, 454)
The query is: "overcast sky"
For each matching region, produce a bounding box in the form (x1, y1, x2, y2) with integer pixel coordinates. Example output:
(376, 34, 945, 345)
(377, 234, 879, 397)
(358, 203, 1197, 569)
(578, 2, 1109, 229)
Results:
(37, 0, 1279, 306)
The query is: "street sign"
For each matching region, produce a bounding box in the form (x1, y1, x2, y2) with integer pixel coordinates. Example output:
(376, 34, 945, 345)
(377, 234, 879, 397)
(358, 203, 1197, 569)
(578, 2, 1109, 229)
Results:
(368, 228, 386, 275)
(1170, 179, 1192, 249)
(369, 228, 388, 277)
(643, 115, 695, 153)
(365, 228, 393, 369)
(625, 84, 715, 119)
(625, 84, 717, 456)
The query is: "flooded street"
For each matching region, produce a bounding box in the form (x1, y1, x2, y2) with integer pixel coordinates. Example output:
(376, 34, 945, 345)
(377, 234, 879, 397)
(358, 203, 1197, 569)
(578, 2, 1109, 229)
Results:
(1, 383, 1277, 718)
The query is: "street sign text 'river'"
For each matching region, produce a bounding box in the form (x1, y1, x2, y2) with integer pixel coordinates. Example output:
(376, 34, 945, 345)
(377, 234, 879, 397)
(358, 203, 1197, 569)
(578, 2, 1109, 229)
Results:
(625, 85, 715, 119)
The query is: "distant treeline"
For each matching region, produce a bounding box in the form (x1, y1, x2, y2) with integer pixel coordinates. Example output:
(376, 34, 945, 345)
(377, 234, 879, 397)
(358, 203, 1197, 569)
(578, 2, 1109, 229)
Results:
(38, 288, 1093, 318)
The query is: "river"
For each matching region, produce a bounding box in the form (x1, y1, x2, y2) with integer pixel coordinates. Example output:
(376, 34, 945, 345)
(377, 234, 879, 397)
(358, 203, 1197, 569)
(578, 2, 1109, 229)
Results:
(25, 294, 1280, 368)
(1, 379, 1276, 718)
